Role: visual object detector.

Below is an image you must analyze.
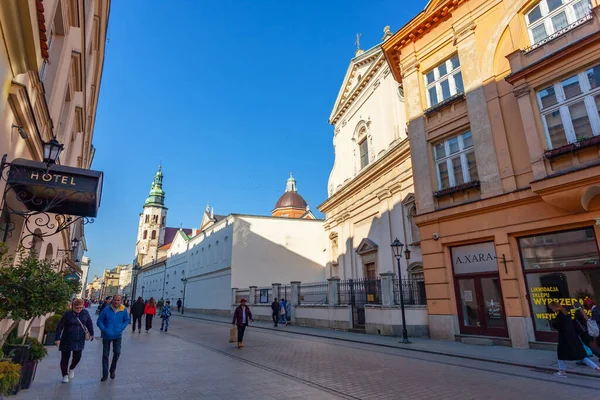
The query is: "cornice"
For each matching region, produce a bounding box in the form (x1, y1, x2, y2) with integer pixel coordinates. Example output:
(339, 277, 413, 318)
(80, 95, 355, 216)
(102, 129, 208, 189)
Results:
(382, 0, 468, 83)
(330, 54, 386, 125)
(318, 138, 411, 213)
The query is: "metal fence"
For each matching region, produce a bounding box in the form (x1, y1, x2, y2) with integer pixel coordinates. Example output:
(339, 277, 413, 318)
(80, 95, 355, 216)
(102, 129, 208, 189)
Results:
(298, 281, 328, 305)
(393, 278, 426, 306)
(280, 285, 292, 302)
(255, 287, 273, 304)
(235, 289, 249, 304)
(339, 279, 382, 305)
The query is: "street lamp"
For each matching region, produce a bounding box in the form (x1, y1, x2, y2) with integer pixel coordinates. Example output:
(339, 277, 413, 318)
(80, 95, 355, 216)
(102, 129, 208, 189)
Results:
(391, 237, 411, 344)
(181, 278, 188, 315)
(42, 137, 64, 167)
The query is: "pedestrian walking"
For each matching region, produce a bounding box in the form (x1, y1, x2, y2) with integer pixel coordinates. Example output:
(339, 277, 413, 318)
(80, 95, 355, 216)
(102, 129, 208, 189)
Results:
(130, 297, 145, 333)
(279, 298, 287, 326)
(232, 298, 253, 348)
(97, 295, 130, 381)
(177, 298, 182, 313)
(574, 306, 600, 360)
(55, 299, 94, 384)
(271, 298, 280, 327)
(549, 302, 600, 378)
(144, 297, 157, 333)
(584, 299, 600, 348)
(160, 300, 172, 332)
(84, 299, 90, 308)
(97, 296, 111, 316)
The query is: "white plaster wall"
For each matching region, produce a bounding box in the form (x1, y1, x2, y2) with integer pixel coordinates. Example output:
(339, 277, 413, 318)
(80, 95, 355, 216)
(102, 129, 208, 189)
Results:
(328, 55, 407, 196)
(231, 216, 326, 288)
(365, 306, 429, 327)
(295, 306, 352, 323)
(185, 269, 231, 311)
(137, 265, 166, 300)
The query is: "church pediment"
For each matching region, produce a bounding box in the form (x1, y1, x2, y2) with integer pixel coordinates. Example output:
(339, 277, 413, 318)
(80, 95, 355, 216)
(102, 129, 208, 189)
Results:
(329, 49, 386, 124)
(356, 238, 378, 255)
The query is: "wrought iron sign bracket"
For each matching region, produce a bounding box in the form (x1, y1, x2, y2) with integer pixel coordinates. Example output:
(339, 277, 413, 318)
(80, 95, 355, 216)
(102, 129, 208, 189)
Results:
(494, 254, 508, 274)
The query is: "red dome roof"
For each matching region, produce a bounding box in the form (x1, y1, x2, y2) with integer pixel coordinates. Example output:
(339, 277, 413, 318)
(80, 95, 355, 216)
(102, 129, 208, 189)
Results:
(274, 191, 307, 210)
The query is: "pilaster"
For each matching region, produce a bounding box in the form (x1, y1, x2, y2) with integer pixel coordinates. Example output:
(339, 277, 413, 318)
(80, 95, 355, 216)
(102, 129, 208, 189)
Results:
(327, 277, 340, 306)
(248, 286, 257, 305)
(380, 272, 395, 307)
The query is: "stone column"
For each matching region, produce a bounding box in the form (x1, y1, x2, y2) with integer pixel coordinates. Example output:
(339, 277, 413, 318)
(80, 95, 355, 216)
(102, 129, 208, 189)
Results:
(454, 21, 503, 197)
(231, 288, 238, 305)
(272, 283, 281, 301)
(328, 277, 340, 306)
(380, 273, 395, 307)
(290, 281, 301, 322)
(248, 286, 257, 305)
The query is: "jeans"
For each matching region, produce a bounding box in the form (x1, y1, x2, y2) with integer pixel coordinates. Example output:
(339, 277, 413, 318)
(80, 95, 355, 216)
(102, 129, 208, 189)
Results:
(279, 313, 286, 324)
(132, 315, 142, 331)
(161, 317, 170, 331)
(102, 338, 122, 377)
(60, 350, 82, 376)
(237, 324, 247, 342)
(145, 314, 154, 331)
(272, 312, 278, 326)
(558, 357, 598, 371)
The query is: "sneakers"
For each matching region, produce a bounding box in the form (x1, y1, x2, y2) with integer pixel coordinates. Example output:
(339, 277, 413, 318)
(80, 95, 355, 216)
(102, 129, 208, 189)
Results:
(164, 329, 168, 332)
(62, 375, 69, 384)
(68, 369, 75, 379)
(101, 376, 107, 382)
(160, 328, 163, 331)
(110, 371, 115, 379)
(553, 371, 567, 378)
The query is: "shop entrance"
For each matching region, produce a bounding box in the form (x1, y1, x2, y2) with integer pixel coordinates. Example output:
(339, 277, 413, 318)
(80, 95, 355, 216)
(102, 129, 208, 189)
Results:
(451, 242, 508, 337)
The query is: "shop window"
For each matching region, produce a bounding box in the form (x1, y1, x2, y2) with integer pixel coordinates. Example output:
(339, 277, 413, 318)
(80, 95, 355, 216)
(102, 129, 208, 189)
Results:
(537, 64, 600, 149)
(433, 131, 478, 190)
(424, 55, 463, 107)
(518, 227, 600, 341)
(525, 0, 592, 45)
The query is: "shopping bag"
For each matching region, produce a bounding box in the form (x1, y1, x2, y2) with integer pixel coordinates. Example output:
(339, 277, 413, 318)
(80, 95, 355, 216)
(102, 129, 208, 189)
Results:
(587, 319, 600, 338)
(229, 326, 237, 343)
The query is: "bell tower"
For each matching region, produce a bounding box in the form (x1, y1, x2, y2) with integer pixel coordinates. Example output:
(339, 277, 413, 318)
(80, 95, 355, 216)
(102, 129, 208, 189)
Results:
(135, 166, 168, 266)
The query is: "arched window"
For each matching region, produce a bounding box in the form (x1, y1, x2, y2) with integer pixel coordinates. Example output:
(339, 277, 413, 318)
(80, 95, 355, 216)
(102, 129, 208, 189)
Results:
(143, 230, 148, 239)
(44, 243, 54, 262)
(145, 214, 149, 223)
(151, 230, 157, 240)
(162, 216, 166, 224)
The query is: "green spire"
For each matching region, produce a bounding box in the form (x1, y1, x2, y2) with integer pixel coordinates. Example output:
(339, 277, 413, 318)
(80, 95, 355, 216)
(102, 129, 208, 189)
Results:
(144, 166, 166, 208)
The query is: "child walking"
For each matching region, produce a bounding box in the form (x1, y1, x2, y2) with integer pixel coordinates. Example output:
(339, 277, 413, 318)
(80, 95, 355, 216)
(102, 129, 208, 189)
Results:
(160, 300, 172, 332)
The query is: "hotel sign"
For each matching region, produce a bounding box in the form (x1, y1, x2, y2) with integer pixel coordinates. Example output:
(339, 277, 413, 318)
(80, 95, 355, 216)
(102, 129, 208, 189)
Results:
(452, 242, 498, 275)
(6, 158, 103, 217)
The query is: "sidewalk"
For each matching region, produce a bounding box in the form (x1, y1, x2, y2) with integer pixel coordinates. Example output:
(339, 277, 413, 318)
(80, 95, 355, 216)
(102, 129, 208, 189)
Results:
(173, 311, 600, 378)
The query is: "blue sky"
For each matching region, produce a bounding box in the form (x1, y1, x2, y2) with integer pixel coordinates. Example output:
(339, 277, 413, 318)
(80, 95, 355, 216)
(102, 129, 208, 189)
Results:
(85, 0, 428, 280)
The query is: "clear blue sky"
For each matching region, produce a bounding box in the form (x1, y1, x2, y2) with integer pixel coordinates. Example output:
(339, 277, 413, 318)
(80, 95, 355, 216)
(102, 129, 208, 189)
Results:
(84, 0, 428, 281)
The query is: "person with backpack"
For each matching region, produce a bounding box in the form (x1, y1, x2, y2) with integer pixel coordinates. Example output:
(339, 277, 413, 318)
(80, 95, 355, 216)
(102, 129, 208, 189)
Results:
(574, 306, 600, 361)
(584, 299, 600, 352)
(160, 300, 172, 332)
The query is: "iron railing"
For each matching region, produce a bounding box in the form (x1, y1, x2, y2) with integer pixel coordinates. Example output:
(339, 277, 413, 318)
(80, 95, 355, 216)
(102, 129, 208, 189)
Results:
(339, 278, 382, 305)
(235, 289, 249, 304)
(394, 278, 426, 306)
(298, 281, 328, 305)
(280, 285, 292, 302)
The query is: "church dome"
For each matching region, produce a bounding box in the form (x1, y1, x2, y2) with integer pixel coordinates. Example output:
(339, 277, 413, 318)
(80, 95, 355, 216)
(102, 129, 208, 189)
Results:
(274, 191, 307, 210)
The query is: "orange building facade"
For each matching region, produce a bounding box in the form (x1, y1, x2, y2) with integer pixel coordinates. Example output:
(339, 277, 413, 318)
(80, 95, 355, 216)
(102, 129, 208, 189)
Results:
(383, 0, 600, 347)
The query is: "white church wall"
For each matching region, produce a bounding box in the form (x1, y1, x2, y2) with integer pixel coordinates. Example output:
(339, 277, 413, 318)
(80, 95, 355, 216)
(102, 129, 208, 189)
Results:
(231, 215, 326, 288)
(184, 269, 231, 313)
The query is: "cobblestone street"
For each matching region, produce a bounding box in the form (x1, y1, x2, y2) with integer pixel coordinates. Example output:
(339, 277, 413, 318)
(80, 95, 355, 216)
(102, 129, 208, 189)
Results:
(15, 314, 600, 399)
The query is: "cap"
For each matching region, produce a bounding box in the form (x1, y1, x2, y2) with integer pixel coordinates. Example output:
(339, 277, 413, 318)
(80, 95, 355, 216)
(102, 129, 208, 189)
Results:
(240, 298, 246, 303)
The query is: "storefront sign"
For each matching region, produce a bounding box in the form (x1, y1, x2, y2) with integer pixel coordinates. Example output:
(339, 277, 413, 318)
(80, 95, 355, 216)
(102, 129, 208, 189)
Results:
(529, 285, 590, 320)
(5, 158, 103, 217)
(452, 242, 498, 275)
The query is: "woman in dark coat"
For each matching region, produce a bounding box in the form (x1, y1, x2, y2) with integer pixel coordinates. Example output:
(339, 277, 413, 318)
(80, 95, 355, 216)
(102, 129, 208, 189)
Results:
(232, 298, 253, 348)
(55, 298, 94, 383)
(549, 302, 599, 377)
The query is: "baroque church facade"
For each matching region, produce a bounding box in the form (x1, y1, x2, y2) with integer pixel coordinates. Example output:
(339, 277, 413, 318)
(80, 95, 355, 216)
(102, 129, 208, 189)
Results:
(318, 27, 423, 281)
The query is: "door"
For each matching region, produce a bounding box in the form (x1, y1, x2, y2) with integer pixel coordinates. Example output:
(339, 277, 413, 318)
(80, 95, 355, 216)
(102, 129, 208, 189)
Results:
(455, 274, 508, 337)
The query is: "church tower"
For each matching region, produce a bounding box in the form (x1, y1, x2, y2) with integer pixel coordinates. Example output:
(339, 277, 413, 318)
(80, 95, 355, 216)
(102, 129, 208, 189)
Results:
(272, 173, 316, 219)
(135, 166, 168, 266)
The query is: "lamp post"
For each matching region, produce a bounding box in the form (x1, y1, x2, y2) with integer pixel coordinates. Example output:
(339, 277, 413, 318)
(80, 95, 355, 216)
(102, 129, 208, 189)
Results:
(391, 237, 411, 344)
(141, 285, 145, 299)
(181, 278, 188, 314)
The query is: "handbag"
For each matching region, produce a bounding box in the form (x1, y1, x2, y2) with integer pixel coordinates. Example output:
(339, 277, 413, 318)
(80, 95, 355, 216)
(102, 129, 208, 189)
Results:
(229, 326, 237, 343)
(587, 319, 600, 338)
(76, 317, 91, 341)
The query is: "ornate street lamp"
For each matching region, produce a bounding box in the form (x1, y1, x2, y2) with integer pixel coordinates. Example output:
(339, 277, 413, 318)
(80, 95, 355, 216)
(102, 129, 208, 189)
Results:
(391, 238, 411, 344)
(181, 278, 188, 314)
(42, 137, 64, 167)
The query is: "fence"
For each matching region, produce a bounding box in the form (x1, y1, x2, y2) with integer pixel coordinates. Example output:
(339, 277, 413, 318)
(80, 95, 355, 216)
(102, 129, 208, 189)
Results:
(393, 278, 426, 306)
(255, 287, 273, 304)
(298, 282, 328, 305)
(280, 285, 292, 302)
(339, 279, 382, 305)
(236, 289, 249, 304)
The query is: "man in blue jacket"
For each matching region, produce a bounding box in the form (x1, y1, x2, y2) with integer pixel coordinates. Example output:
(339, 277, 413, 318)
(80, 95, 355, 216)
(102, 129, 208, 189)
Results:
(97, 294, 130, 381)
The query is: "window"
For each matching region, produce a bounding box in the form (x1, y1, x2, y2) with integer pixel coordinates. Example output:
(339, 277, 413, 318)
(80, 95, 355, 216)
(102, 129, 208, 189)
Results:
(537, 64, 600, 149)
(526, 0, 592, 45)
(424, 55, 463, 107)
(359, 139, 369, 168)
(433, 131, 478, 190)
(151, 230, 156, 240)
(152, 215, 158, 224)
(145, 214, 149, 223)
(161, 216, 165, 224)
(143, 230, 147, 239)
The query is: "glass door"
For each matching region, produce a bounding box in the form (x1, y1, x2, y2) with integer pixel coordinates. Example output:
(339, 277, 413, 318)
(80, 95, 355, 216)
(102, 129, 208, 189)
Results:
(455, 275, 508, 337)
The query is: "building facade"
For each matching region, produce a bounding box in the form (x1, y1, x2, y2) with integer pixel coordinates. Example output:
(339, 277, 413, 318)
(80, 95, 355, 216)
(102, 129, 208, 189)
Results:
(382, 0, 600, 347)
(79, 256, 90, 299)
(101, 266, 120, 298)
(118, 263, 133, 299)
(319, 28, 423, 282)
(0, 0, 109, 341)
